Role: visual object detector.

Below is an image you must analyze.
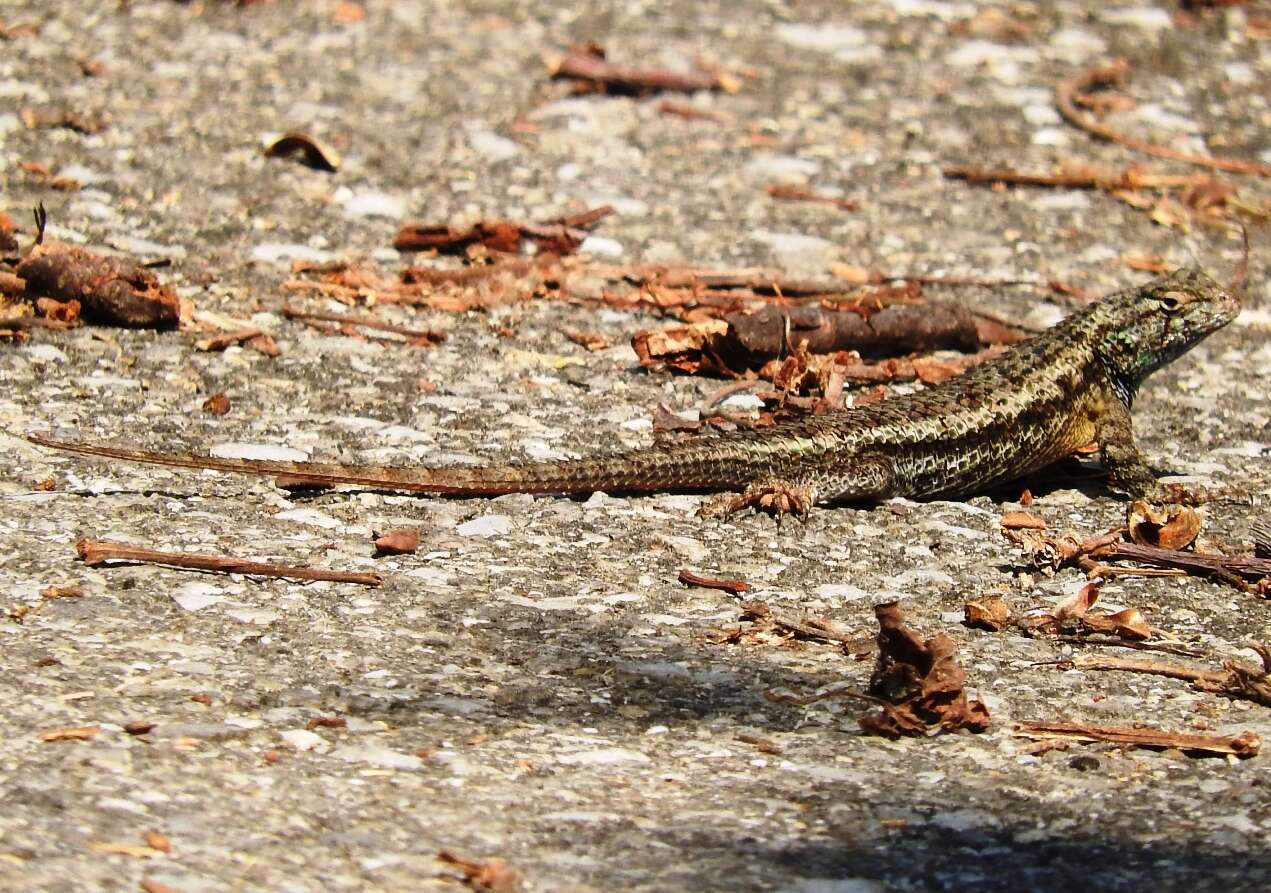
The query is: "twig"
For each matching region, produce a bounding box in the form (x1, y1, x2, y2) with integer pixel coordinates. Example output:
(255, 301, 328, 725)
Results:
(1070, 648, 1271, 707)
(195, 327, 263, 351)
(75, 539, 383, 587)
(1092, 541, 1269, 592)
(739, 600, 866, 647)
(1056, 59, 1271, 177)
(678, 569, 750, 595)
(766, 184, 857, 211)
(281, 305, 446, 345)
(1015, 720, 1260, 758)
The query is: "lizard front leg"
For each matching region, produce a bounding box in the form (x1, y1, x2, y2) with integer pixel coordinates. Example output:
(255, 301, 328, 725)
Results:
(1094, 389, 1205, 504)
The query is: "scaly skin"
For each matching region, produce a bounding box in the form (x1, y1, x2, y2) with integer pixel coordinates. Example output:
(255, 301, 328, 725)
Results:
(27, 268, 1239, 510)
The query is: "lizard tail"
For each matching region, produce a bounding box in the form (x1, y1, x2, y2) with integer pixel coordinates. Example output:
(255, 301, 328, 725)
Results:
(25, 433, 753, 496)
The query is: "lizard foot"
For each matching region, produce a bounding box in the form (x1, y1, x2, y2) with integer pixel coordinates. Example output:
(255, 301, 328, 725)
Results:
(698, 479, 816, 520)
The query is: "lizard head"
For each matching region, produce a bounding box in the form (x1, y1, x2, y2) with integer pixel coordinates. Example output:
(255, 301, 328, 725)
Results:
(1097, 267, 1240, 395)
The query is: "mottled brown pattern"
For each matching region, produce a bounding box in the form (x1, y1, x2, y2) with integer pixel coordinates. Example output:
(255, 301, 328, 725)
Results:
(29, 269, 1239, 507)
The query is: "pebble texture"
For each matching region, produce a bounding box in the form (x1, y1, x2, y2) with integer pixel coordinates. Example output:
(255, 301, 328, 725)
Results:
(2, 2, 1269, 892)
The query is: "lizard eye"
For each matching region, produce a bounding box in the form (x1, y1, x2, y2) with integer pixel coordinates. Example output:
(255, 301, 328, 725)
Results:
(1158, 291, 1185, 312)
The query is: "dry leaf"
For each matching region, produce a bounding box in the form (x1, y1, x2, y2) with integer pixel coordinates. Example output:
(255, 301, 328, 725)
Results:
(964, 595, 1012, 631)
(1001, 511, 1047, 531)
(1128, 500, 1202, 550)
(861, 601, 991, 738)
(202, 392, 231, 415)
(373, 527, 420, 556)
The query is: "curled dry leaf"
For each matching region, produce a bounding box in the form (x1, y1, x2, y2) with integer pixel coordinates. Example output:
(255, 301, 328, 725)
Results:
(263, 131, 342, 172)
(861, 601, 990, 738)
(964, 595, 1012, 631)
(1128, 499, 1202, 551)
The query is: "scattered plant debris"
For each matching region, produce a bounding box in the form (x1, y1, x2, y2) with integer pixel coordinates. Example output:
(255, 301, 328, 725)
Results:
(75, 539, 383, 587)
(549, 44, 738, 95)
(1015, 720, 1260, 759)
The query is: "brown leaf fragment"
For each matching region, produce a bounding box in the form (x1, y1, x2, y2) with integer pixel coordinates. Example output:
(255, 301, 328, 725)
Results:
(41, 725, 100, 742)
(1015, 721, 1260, 759)
(437, 851, 526, 893)
(40, 584, 84, 599)
(861, 601, 990, 738)
(650, 403, 703, 433)
(736, 732, 783, 754)
(964, 595, 1012, 631)
(263, 131, 342, 172)
(307, 716, 347, 730)
(140, 880, 184, 893)
(196, 327, 262, 351)
(679, 568, 750, 595)
(1080, 608, 1152, 641)
(16, 240, 180, 328)
(1052, 581, 1100, 623)
(21, 105, 109, 134)
(766, 184, 858, 211)
(373, 527, 420, 556)
(202, 393, 231, 415)
(245, 333, 281, 357)
(657, 100, 727, 122)
(394, 208, 610, 256)
(1001, 511, 1047, 531)
(631, 319, 729, 374)
(563, 328, 610, 351)
(142, 832, 171, 854)
(89, 841, 156, 858)
(123, 720, 155, 736)
(1128, 500, 1202, 551)
(550, 46, 734, 95)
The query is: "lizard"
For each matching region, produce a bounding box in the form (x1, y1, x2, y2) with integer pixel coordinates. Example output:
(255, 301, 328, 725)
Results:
(26, 267, 1239, 514)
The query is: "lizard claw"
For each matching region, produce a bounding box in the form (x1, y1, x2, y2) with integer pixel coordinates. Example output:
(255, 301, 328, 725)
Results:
(698, 479, 816, 521)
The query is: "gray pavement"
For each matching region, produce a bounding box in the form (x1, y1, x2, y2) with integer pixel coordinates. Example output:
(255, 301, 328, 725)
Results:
(2, 2, 1269, 891)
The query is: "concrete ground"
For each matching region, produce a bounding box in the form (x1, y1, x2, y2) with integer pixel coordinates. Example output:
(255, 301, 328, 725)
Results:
(2, 2, 1269, 891)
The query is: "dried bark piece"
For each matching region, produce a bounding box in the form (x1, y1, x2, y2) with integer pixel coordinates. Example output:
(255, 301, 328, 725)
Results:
(16, 240, 180, 328)
(861, 601, 990, 738)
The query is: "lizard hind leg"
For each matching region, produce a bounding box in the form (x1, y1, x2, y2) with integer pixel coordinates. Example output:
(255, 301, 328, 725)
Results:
(696, 455, 897, 520)
(698, 478, 820, 521)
